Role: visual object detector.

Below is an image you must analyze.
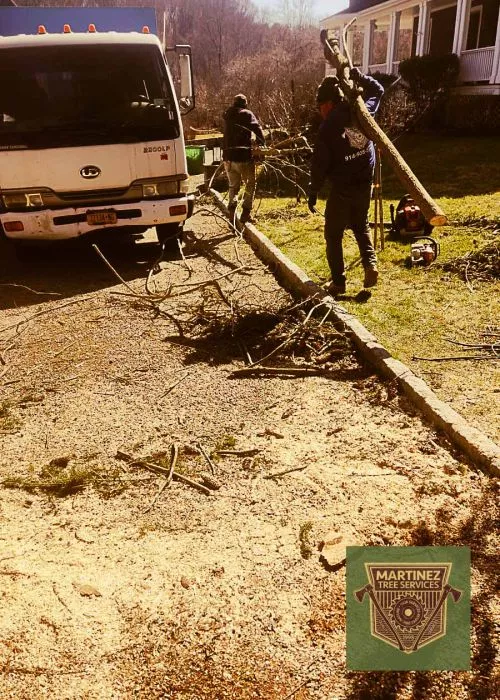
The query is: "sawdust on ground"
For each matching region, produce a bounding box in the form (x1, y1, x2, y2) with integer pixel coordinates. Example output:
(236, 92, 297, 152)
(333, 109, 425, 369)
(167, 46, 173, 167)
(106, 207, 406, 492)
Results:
(0, 209, 497, 699)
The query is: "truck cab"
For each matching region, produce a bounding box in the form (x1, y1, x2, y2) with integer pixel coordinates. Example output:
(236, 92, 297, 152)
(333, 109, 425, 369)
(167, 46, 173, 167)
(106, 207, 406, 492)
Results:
(0, 24, 194, 250)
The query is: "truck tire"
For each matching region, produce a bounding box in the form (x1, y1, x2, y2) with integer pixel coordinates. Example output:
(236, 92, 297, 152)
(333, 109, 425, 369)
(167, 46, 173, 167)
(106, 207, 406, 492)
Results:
(156, 223, 183, 251)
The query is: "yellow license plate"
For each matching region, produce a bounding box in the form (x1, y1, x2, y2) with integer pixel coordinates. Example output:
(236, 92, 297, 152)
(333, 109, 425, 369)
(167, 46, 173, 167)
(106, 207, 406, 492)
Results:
(86, 210, 117, 226)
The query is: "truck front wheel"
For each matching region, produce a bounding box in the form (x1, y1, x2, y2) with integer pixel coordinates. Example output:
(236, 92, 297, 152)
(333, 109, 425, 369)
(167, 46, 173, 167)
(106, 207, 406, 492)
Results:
(156, 223, 183, 251)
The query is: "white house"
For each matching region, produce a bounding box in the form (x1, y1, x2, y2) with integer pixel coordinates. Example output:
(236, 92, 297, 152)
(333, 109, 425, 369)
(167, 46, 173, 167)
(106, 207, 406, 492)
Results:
(321, 0, 500, 94)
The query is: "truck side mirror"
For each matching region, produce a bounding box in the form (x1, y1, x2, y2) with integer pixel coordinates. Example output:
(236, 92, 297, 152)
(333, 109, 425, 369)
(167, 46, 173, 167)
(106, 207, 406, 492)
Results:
(175, 45, 194, 115)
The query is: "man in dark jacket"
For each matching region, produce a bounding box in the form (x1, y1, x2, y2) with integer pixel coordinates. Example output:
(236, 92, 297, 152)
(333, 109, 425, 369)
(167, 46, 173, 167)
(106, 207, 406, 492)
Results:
(308, 70, 384, 294)
(223, 94, 265, 223)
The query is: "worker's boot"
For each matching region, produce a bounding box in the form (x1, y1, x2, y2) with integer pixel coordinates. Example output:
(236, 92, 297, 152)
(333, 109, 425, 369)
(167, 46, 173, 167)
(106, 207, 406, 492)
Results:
(363, 266, 379, 288)
(240, 207, 253, 224)
(326, 281, 346, 297)
(227, 202, 237, 220)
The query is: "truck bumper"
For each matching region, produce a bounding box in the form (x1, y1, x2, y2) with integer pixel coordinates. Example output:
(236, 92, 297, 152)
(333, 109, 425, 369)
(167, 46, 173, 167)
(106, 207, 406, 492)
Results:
(1, 195, 194, 241)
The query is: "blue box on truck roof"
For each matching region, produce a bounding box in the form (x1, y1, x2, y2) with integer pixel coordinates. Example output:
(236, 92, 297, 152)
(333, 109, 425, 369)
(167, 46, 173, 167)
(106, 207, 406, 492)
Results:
(0, 7, 157, 36)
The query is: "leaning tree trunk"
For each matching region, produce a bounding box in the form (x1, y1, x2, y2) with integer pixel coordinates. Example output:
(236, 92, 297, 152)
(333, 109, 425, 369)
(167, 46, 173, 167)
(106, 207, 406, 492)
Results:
(321, 34, 447, 227)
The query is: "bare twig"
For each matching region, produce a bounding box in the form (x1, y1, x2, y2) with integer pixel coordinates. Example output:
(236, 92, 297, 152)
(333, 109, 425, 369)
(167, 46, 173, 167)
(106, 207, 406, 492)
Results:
(92, 244, 142, 297)
(464, 261, 474, 293)
(238, 341, 253, 365)
(52, 582, 72, 615)
(216, 449, 261, 457)
(159, 371, 191, 399)
(413, 355, 499, 362)
(282, 676, 312, 700)
(118, 451, 212, 496)
(231, 366, 332, 377)
(264, 465, 307, 480)
(51, 339, 78, 359)
(0, 283, 61, 296)
(197, 442, 217, 475)
(142, 443, 179, 513)
(169, 265, 248, 297)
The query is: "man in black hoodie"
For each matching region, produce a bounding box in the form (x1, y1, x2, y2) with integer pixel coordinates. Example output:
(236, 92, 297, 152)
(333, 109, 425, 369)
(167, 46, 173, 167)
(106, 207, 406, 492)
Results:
(308, 70, 384, 295)
(223, 94, 265, 223)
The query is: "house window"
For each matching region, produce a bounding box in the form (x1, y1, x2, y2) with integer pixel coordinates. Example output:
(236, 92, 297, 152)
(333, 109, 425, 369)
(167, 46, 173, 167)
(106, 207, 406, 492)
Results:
(428, 6, 457, 56)
(466, 6, 482, 49)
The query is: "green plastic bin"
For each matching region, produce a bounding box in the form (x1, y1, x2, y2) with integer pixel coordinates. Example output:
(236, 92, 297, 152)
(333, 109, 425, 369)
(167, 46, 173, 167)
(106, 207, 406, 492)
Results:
(185, 146, 205, 175)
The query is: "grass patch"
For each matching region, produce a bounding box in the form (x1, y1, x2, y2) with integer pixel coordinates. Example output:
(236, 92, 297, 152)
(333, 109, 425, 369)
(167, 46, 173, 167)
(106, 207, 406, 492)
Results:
(255, 135, 500, 442)
(0, 401, 21, 433)
(299, 521, 314, 559)
(1, 461, 126, 497)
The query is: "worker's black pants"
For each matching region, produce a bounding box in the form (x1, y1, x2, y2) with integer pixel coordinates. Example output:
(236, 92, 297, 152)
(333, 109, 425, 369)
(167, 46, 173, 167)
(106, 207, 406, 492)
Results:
(324, 181, 377, 287)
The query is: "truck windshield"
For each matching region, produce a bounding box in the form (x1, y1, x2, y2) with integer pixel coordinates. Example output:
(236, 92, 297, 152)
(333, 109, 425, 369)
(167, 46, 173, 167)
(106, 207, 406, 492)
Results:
(0, 43, 180, 149)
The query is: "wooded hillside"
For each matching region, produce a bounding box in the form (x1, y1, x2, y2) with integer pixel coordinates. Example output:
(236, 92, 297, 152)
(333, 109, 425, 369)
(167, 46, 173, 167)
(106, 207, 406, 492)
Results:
(15, 0, 325, 129)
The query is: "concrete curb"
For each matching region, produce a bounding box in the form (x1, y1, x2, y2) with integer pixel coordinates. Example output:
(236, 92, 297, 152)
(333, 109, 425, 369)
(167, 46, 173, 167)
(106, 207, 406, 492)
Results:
(210, 190, 500, 477)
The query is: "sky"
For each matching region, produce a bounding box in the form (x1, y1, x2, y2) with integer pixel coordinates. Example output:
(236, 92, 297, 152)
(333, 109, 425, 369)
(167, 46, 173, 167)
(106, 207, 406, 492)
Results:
(253, 0, 350, 22)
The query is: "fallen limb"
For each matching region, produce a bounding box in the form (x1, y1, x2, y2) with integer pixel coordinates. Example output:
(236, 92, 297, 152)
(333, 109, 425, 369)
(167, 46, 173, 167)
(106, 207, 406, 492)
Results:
(321, 31, 447, 227)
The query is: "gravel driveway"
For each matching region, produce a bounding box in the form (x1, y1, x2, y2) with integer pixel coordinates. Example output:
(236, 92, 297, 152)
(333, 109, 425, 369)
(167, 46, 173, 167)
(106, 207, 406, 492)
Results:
(0, 209, 497, 699)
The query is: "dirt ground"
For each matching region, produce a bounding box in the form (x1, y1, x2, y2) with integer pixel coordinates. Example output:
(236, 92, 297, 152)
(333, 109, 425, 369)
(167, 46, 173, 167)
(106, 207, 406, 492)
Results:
(0, 207, 498, 699)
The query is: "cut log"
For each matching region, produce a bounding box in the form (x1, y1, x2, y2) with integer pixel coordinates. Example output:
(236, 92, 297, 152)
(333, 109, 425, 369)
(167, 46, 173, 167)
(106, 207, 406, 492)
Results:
(321, 33, 447, 227)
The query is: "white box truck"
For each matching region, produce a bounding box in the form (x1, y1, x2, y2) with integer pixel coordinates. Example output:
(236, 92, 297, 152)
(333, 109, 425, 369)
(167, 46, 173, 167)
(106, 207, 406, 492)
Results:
(0, 8, 195, 254)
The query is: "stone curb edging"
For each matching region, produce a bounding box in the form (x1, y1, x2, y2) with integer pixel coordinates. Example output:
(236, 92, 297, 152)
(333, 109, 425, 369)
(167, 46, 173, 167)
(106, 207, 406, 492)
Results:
(210, 190, 500, 477)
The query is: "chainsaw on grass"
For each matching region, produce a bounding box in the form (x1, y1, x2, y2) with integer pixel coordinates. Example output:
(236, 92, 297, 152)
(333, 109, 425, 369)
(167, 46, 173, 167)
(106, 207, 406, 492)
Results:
(405, 237, 440, 268)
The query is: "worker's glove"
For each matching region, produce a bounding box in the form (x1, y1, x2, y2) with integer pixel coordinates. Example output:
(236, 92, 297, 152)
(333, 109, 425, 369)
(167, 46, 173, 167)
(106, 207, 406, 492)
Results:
(307, 193, 317, 214)
(252, 145, 265, 162)
(349, 67, 363, 82)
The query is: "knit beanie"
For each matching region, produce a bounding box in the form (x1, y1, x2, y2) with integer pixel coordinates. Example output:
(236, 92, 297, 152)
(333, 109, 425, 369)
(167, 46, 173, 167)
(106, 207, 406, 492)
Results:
(233, 94, 247, 108)
(316, 76, 343, 105)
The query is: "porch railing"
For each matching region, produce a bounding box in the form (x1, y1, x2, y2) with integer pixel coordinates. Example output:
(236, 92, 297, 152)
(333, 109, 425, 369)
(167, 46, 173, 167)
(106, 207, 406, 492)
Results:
(368, 63, 388, 74)
(459, 47, 495, 82)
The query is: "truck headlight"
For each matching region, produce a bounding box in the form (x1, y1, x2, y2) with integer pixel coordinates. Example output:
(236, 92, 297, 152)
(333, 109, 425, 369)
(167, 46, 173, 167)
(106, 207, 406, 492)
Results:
(26, 193, 44, 207)
(141, 181, 182, 198)
(142, 184, 159, 198)
(2, 192, 45, 209)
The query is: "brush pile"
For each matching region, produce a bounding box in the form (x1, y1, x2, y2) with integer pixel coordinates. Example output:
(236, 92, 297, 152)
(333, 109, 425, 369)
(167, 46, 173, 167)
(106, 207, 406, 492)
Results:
(197, 303, 353, 371)
(440, 239, 499, 282)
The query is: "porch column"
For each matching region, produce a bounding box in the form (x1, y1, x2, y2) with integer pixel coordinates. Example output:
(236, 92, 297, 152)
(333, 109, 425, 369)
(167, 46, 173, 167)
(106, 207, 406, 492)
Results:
(362, 20, 375, 72)
(452, 0, 471, 56)
(416, 1, 430, 56)
(491, 5, 500, 83)
(386, 11, 401, 74)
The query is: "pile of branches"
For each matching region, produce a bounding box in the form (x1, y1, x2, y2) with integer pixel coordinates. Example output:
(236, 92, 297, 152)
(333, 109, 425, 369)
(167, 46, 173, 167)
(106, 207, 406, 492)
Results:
(240, 306, 351, 369)
(439, 240, 500, 283)
(179, 286, 353, 374)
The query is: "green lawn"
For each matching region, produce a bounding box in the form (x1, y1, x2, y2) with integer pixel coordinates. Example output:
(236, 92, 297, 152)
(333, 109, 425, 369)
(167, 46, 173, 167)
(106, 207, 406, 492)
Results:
(254, 135, 500, 443)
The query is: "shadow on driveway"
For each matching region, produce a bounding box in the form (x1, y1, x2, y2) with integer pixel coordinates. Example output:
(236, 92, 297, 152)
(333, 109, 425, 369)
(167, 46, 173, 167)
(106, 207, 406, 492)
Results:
(0, 231, 181, 312)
